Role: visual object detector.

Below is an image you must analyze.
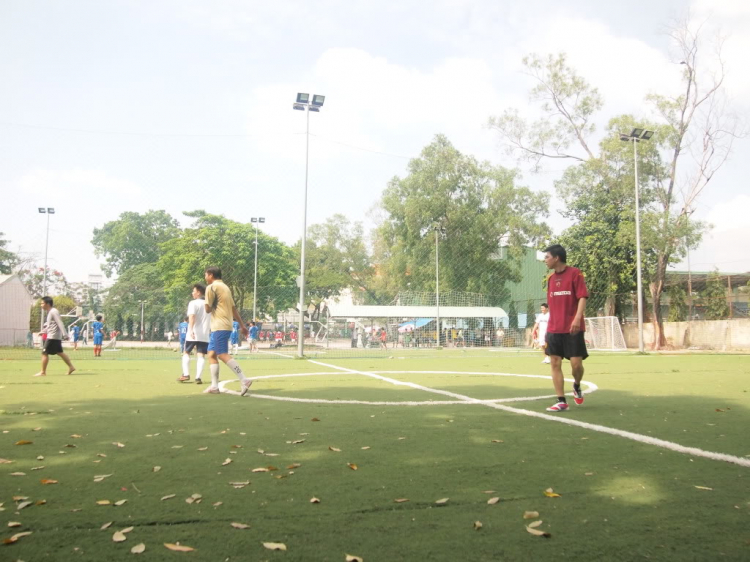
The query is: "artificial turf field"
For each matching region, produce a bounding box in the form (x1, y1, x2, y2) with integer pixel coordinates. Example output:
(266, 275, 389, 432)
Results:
(1, 351, 749, 561)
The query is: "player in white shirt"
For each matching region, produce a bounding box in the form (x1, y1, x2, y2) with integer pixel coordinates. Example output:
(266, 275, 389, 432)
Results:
(177, 284, 211, 384)
(532, 303, 551, 364)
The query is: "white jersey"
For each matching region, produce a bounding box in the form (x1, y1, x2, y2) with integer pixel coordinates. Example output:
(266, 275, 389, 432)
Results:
(536, 312, 550, 343)
(187, 298, 211, 342)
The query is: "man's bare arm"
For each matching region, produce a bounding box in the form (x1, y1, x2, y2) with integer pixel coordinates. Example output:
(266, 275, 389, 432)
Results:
(570, 297, 587, 334)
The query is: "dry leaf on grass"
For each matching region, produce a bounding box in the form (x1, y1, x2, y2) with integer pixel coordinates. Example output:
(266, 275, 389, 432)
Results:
(36, 455, 44, 460)
(543, 488, 561, 498)
(13, 496, 29, 501)
(310, 497, 321, 504)
(0, 458, 13, 464)
(16, 501, 33, 510)
(3, 531, 32, 545)
(523, 511, 539, 519)
(101, 522, 113, 530)
(197, 447, 208, 451)
(263, 542, 287, 551)
(482, 490, 496, 494)
(435, 498, 449, 505)
(171, 445, 183, 449)
(394, 498, 409, 503)
(361, 446, 371, 450)
(70, 434, 83, 438)
(112, 442, 125, 448)
(231, 522, 250, 529)
(121, 527, 134, 534)
(491, 439, 504, 443)
(584, 472, 594, 476)
(161, 494, 175, 501)
(115, 500, 128, 506)
(96, 500, 111, 506)
(94, 474, 113, 482)
(35, 499, 46, 506)
(292, 439, 305, 445)
(487, 497, 500, 505)
(221, 458, 232, 466)
(525, 525, 551, 538)
(528, 520, 543, 528)
(328, 446, 341, 452)
(311, 417, 320, 422)
(213, 502, 223, 507)
(164, 543, 195, 552)
(287, 463, 301, 469)
(31, 466, 45, 471)
(694, 486, 713, 491)
(346, 555, 363, 562)
(15, 440, 33, 446)
(152, 466, 161, 473)
(10, 472, 26, 476)
(7, 522, 22, 528)
(347, 463, 358, 471)
(40, 479, 58, 485)
(473, 521, 483, 530)
(131, 543, 146, 554)
(112, 531, 127, 542)
(97, 453, 107, 458)
(251, 467, 269, 473)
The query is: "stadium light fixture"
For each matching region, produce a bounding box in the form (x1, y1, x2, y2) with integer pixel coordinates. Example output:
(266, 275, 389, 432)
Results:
(619, 129, 655, 353)
(292, 92, 325, 357)
(251, 217, 265, 322)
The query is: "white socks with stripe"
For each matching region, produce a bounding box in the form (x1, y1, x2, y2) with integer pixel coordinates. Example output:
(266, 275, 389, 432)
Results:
(196, 355, 205, 380)
(225, 358, 247, 382)
(210, 363, 220, 388)
(181, 354, 190, 377)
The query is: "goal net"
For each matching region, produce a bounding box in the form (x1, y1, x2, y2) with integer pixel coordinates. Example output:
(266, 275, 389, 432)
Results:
(584, 316, 627, 351)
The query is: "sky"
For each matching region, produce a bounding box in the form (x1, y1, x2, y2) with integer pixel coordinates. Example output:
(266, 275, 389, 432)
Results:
(1, 0, 748, 285)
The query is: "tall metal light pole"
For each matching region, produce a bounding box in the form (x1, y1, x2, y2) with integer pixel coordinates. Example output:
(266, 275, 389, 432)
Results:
(292, 93, 325, 357)
(434, 226, 444, 347)
(139, 300, 146, 344)
(620, 128, 654, 353)
(250, 217, 265, 322)
(37, 207, 54, 330)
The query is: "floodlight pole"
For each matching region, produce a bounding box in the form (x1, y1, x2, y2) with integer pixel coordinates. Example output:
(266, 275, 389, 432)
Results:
(252, 219, 263, 322)
(435, 228, 441, 347)
(139, 300, 146, 344)
(298, 105, 311, 358)
(38, 207, 53, 331)
(632, 137, 645, 354)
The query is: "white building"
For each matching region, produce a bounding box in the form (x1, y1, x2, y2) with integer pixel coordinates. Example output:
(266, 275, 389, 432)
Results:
(0, 274, 33, 346)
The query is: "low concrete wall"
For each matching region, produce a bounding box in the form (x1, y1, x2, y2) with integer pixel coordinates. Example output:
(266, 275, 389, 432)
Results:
(623, 318, 750, 350)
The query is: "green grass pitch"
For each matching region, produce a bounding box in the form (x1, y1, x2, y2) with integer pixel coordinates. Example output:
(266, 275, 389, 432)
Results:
(1, 351, 749, 560)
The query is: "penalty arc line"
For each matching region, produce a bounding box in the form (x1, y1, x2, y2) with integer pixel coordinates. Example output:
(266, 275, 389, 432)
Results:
(307, 359, 750, 469)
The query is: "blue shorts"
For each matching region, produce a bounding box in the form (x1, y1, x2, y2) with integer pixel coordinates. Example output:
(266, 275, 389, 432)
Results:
(230, 333, 239, 344)
(73, 335, 80, 342)
(93, 335, 103, 345)
(208, 330, 231, 355)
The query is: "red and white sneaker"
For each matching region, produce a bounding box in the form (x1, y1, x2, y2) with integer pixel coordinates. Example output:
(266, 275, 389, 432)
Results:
(572, 384, 584, 405)
(546, 401, 569, 412)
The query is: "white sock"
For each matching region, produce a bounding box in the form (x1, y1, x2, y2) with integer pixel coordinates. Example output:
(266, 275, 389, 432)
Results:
(196, 355, 205, 380)
(210, 363, 220, 388)
(181, 354, 190, 377)
(225, 358, 247, 382)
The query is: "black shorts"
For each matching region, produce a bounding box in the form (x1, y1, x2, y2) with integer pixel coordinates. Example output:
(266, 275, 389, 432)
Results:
(545, 332, 588, 360)
(42, 339, 63, 355)
(184, 341, 208, 355)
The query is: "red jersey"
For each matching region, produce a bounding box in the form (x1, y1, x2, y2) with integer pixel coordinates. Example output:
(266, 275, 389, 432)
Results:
(546, 266, 589, 333)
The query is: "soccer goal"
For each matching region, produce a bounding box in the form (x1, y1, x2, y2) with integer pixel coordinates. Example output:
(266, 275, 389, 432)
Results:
(584, 316, 627, 351)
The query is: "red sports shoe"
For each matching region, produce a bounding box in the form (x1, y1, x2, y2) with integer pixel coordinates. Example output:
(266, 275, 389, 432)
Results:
(546, 402, 569, 412)
(572, 384, 584, 405)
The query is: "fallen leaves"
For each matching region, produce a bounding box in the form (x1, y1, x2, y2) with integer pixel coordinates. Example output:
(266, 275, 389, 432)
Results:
(112, 442, 125, 448)
(328, 446, 342, 452)
(94, 474, 113, 483)
(3, 531, 32, 545)
(221, 458, 232, 466)
(197, 447, 208, 451)
(251, 467, 270, 473)
(152, 466, 161, 473)
(694, 486, 713, 491)
(292, 439, 306, 445)
(96, 500, 111, 506)
(347, 463, 358, 471)
(525, 523, 551, 538)
(360, 446, 371, 450)
(70, 434, 83, 438)
(15, 440, 33, 446)
(287, 463, 301, 469)
(345, 555, 363, 562)
(231, 522, 251, 529)
(101, 521, 113, 530)
(40, 478, 58, 485)
(16, 500, 33, 510)
(112, 531, 127, 542)
(435, 498, 449, 505)
(0, 458, 12, 464)
(263, 542, 287, 551)
(491, 439, 504, 443)
(131, 543, 146, 554)
(523, 511, 540, 520)
(543, 488, 561, 498)
(10, 472, 26, 477)
(115, 499, 128, 506)
(473, 521, 483, 530)
(7, 522, 22, 528)
(310, 497, 321, 504)
(185, 493, 202, 504)
(164, 543, 195, 552)
(311, 417, 320, 422)
(487, 497, 501, 505)
(229, 481, 250, 489)
(160, 494, 176, 501)
(394, 498, 409, 503)
(31, 466, 45, 471)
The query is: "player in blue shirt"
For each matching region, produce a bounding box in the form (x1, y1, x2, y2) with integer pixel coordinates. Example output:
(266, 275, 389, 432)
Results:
(230, 320, 240, 355)
(71, 324, 81, 351)
(92, 315, 104, 357)
(248, 321, 259, 353)
(178, 317, 189, 353)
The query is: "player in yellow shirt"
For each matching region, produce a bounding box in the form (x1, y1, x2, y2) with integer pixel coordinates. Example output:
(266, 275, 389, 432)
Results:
(202, 267, 252, 395)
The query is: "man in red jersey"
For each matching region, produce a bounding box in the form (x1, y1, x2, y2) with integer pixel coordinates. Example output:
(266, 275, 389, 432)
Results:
(543, 244, 588, 412)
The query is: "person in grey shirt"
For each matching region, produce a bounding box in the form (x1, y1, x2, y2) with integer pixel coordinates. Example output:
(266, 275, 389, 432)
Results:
(34, 296, 76, 377)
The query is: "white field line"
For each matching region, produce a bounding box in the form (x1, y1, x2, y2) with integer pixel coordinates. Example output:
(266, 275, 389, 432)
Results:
(307, 360, 750, 469)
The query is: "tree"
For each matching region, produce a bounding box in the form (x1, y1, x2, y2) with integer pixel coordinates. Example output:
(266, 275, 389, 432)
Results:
(700, 270, 729, 320)
(667, 280, 688, 322)
(300, 214, 375, 319)
(102, 263, 169, 336)
(373, 135, 550, 304)
(158, 212, 298, 318)
(92, 210, 180, 277)
(18, 266, 70, 299)
(489, 24, 738, 348)
(0, 233, 18, 274)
